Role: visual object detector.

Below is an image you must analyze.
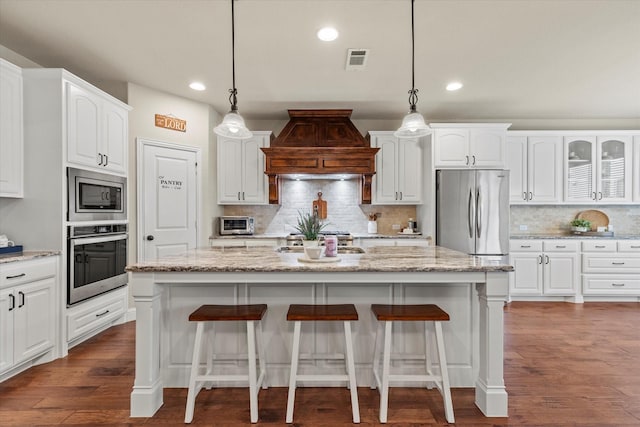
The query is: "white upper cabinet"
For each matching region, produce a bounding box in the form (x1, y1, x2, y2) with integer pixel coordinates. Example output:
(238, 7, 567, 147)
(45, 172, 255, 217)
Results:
(506, 134, 562, 204)
(66, 81, 129, 175)
(432, 123, 510, 169)
(564, 135, 632, 203)
(634, 135, 640, 202)
(217, 132, 271, 204)
(0, 59, 24, 198)
(369, 132, 423, 204)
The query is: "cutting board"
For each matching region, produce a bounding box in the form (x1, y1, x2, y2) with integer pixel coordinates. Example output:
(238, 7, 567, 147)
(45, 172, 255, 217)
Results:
(312, 192, 327, 219)
(576, 210, 609, 231)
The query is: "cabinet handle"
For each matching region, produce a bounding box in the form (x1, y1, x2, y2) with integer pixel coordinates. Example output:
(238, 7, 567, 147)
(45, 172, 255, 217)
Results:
(104, 155, 108, 166)
(598, 192, 602, 200)
(242, 192, 245, 200)
(630, 246, 640, 249)
(595, 245, 606, 248)
(592, 192, 597, 200)
(556, 245, 566, 248)
(98, 153, 103, 166)
(611, 283, 625, 287)
(529, 192, 533, 200)
(538, 255, 542, 264)
(545, 255, 549, 264)
(472, 155, 476, 165)
(520, 245, 531, 248)
(238, 192, 241, 200)
(523, 192, 527, 201)
(611, 262, 625, 265)
(465, 155, 469, 165)
(399, 191, 403, 200)
(95, 309, 110, 317)
(18, 291, 25, 308)
(395, 192, 398, 200)
(8, 294, 15, 311)
(6, 273, 26, 279)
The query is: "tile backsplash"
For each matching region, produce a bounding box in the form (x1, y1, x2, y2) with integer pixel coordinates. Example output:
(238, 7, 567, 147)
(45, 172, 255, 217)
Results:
(223, 179, 417, 235)
(510, 205, 640, 235)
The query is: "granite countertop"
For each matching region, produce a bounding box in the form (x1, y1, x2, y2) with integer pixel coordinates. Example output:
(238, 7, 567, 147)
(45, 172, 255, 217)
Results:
(209, 234, 287, 240)
(0, 251, 61, 265)
(351, 233, 431, 240)
(126, 245, 512, 273)
(511, 234, 640, 240)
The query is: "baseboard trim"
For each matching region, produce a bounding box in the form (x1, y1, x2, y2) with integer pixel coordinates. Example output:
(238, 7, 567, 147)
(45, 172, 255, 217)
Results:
(126, 307, 136, 322)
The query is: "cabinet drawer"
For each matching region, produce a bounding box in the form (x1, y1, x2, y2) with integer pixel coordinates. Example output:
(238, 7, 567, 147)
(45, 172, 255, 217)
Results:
(583, 276, 640, 295)
(0, 257, 56, 288)
(67, 292, 125, 341)
(581, 241, 616, 252)
(582, 255, 640, 273)
(510, 240, 543, 252)
(543, 241, 577, 252)
(618, 241, 640, 252)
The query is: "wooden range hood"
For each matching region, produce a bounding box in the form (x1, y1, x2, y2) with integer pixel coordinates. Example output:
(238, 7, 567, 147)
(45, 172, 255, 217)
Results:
(261, 109, 379, 204)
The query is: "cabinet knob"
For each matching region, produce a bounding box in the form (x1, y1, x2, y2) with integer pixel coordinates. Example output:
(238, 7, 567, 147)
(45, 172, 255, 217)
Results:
(146, 235, 155, 241)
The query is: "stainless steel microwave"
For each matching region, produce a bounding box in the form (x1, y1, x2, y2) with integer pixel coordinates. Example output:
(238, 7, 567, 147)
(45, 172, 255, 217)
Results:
(68, 168, 127, 222)
(219, 216, 254, 235)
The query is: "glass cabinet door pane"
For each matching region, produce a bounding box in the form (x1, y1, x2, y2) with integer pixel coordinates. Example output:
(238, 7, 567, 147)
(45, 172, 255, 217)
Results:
(600, 139, 625, 199)
(567, 140, 593, 200)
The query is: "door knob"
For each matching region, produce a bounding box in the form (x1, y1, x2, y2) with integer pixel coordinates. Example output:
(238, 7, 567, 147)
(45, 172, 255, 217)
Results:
(146, 235, 155, 241)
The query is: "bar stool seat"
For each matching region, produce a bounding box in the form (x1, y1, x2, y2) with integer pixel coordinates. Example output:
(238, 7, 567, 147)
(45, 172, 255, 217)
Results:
(371, 304, 454, 424)
(286, 304, 360, 424)
(184, 304, 267, 424)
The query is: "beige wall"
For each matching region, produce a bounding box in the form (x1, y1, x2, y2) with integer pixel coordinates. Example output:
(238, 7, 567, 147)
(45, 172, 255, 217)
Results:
(126, 83, 223, 266)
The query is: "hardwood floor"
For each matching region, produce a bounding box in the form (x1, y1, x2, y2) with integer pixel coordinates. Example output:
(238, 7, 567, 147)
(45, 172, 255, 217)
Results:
(1, 302, 639, 426)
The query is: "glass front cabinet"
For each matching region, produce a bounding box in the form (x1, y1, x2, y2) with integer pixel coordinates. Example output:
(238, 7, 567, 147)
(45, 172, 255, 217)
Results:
(564, 135, 632, 203)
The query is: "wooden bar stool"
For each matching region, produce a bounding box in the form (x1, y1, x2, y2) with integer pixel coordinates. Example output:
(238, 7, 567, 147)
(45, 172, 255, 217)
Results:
(286, 304, 360, 424)
(184, 304, 267, 424)
(370, 304, 454, 424)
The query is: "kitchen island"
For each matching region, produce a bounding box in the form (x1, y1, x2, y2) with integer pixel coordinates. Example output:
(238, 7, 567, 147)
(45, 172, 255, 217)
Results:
(126, 245, 513, 418)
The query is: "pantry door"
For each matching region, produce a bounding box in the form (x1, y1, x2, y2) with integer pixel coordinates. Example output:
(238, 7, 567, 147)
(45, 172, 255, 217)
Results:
(138, 139, 199, 261)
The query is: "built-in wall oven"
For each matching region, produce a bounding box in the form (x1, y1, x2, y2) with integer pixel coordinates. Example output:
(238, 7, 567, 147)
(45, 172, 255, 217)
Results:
(67, 167, 126, 222)
(67, 224, 128, 305)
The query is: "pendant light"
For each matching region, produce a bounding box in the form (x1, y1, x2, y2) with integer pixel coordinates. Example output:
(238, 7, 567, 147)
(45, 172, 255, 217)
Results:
(394, 0, 429, 138)
(214, 0, 253, 139)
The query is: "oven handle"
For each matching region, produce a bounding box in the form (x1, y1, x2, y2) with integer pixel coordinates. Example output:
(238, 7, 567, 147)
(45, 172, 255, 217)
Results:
(70, 233, 127, 246)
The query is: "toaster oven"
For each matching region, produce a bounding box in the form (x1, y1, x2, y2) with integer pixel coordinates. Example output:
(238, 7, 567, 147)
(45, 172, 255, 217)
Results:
(219, 216, 254, 235)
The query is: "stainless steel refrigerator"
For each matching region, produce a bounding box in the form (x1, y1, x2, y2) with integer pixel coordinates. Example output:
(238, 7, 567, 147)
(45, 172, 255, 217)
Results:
(436, 169, 510, 256)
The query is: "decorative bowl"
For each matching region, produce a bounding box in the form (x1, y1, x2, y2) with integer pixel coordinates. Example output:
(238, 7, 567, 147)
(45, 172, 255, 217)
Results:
(304, 246, 324, 259)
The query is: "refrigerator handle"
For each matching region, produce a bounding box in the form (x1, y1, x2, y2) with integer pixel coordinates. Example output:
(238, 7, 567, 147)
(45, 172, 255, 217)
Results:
(476, 188, 481, 238)
(467, 188, 473, 238)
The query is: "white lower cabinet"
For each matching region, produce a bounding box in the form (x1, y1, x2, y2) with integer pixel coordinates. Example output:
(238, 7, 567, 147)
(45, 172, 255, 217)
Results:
(0, 257, 57, 377)
(582, 240, 640, 297)
(509, 240, 578, 297)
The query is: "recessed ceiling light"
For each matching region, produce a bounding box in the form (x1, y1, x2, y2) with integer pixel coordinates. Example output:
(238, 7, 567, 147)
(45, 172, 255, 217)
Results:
(446, 82, 463, 91)
(189, 82, 206, 91)
(317, 27, 339, 42)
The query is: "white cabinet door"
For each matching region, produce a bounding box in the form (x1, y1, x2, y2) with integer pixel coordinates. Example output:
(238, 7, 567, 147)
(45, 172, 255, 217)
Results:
(470, 129, 505, 168)
(543, 252, 578, 295)
(0, 288, 14, 372)
(373, 134, 399, 203)
(66, 82, 101, 169)
(597, 136, 632, 203)
(506, 136, 527, 203)
(217, 133, 270, 204)
(370, 132, 422, 204)
(101, 100, 128, 174)
(509, 252, 542, 295)
(529, 136, 562, 203)
(634, 136, 640, 202)
(0, 59, 23, 198)
(241, 134, 269, 203)
(434, 129, 470, 167)
(13, 278, 55, 364)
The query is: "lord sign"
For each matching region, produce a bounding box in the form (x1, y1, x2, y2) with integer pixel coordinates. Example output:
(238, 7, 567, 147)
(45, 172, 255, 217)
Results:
(155, 114, 187, 132)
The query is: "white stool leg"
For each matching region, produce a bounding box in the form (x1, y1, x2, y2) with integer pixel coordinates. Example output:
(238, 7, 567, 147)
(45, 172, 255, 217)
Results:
(246, 320, 259, 423)
(205, 322, 215, 390)
(425, 321, 434, 390)
(256, 317, 268, 390)
(185, 322, 205, 423)
(379, 320, 392, 423)
(344, 321, 361, 423)
(285, 320, 302, 424)
(434, 321, 455, 423)
(371, 319, 382, 390)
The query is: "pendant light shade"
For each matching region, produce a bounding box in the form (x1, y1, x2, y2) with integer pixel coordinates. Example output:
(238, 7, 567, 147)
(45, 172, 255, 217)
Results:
(394, 0, 429, 138)
(214, 0, 252, 139)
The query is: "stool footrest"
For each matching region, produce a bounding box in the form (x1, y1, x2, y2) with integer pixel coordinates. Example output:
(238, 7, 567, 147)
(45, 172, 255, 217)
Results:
(386, 374, 440, 382)
(295, 374, 350, 382)
(195, 374, 249, 382)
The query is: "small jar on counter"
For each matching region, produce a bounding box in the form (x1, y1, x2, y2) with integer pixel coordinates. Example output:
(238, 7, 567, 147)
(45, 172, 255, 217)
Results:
(324, 235, 338, 257)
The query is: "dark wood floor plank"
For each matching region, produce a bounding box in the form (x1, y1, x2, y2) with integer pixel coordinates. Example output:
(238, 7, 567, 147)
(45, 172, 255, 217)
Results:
(0, 301, 639, 426)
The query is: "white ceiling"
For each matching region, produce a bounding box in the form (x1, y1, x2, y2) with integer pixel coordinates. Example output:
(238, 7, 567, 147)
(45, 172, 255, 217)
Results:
(1, 0, 639, 123)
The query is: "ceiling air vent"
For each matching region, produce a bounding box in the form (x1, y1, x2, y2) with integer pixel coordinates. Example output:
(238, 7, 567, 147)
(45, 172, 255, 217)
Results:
(346, 48, 369, 71)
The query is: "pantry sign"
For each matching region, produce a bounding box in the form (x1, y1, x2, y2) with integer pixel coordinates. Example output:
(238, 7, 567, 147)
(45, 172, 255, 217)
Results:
(155, 114, 187, 132)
